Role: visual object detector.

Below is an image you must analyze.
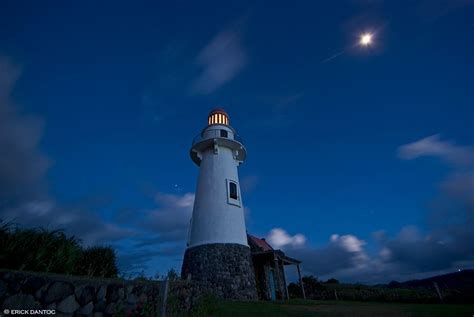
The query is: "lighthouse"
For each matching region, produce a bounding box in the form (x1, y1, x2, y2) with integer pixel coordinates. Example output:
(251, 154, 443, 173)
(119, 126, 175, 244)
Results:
(181, 108, 257, 299)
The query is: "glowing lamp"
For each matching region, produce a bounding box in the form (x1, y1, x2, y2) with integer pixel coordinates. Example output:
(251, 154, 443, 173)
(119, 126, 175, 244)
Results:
(208, 108, 229, 125)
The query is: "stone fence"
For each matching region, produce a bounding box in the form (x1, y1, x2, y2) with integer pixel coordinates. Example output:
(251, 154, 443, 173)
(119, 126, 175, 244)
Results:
(0, 270, 171, 317)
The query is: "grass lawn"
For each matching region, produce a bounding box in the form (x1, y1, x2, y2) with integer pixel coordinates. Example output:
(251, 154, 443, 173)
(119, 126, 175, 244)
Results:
(215, 299, 474, 317)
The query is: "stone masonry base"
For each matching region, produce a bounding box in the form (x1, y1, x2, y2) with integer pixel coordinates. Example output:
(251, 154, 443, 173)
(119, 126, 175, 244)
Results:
(181, 243, 257, 300)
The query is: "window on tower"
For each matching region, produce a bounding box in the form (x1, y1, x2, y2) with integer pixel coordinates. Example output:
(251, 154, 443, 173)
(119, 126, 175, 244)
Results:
(226, 179, 241, 206)
(220, 129, 228, 138)
(229, 181, 238, 200)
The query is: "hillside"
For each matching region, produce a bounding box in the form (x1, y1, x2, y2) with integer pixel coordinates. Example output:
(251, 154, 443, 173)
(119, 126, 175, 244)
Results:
(391, 270, 474, 293)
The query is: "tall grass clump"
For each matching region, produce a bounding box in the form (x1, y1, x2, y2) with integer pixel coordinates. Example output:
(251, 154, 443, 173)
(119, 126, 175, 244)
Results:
(0, 220, 118, 277)
(75, 246, 118, 278)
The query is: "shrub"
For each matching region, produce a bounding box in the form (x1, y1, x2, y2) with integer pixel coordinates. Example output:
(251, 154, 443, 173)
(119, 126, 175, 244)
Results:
(0, 220, 118, 277)
(0, 220, 81, 274)
(74, 246, 118, 277)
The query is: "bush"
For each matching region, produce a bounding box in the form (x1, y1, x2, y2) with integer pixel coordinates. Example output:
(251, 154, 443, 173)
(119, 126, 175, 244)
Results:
(74, 246, 118, 277)
(0, 220, 118, 277)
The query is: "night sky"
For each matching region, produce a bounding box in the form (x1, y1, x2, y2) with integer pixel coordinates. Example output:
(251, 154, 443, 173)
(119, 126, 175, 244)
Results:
(1, 1, 473, 283)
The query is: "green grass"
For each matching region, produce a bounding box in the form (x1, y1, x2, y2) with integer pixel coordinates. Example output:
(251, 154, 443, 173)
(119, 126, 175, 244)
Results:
(215, 300, 474, 317)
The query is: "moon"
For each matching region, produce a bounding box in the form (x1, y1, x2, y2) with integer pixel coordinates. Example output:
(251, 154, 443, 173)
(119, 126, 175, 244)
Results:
(360, 33, 373, 46)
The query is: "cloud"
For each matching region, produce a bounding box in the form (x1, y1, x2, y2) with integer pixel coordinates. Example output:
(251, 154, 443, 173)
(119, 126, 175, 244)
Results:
(379, 226, 471, 273)
(0, 56, 51, 207)
(277, 232, 371, 279)
(140, 192, 194, 239)
(119, 192, 193, 258)
(371, 136, 474, 279)
(191, 28, 247, 94)
(398, 134, 474, 167)
(0, 56, 135, 247)
(330, 234, 366, 252)
(117, 191, 194, 274)
(0, 56, 196, 277)
(2, 200, 136, 246)
(274, 136, 474, 283)
(266, 228, 306, 248)
(278, 226, 472, 283)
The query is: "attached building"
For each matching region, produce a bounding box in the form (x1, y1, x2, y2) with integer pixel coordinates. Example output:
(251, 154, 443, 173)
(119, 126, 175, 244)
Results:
(248, 234, 304, 300)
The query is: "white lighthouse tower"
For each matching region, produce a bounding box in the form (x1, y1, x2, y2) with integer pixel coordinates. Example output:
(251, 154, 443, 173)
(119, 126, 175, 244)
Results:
(181, 108, 257, 299)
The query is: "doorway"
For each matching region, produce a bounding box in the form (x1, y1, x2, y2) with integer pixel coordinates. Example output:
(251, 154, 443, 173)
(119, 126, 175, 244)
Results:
(268, 269, 276, 300)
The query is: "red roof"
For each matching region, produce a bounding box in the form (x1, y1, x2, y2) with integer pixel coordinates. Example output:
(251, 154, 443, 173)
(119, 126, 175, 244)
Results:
(248, 234, 274, 252)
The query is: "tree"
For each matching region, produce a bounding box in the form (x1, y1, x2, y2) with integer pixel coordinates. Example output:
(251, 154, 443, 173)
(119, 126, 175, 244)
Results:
(388, 280, 401, 288)
(166, 268, 179, 281)
(287, 282, 302, 298)
(302, 275, 324, 298)
(326, 278, 340, 284)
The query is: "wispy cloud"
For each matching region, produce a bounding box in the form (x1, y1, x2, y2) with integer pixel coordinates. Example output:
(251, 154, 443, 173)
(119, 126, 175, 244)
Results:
(398, 134, 474, 167)
(0, 56, 50, 206)
(139, 192, 194, 241)
(0, 56, 138, 248)
(116, 191, 194, 274)
(191, 28, 247, 94)
(2, 200, 137, 246)
(396, 135, 474, 273)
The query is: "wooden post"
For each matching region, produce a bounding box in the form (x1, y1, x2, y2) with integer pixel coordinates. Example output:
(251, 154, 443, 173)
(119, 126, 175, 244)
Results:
(161, 278, 169, 317)
(273, 256, 281, 300)
(433, 282, 443, 302)
(297, 264, 306, 299)
(280, 260, 290, 300)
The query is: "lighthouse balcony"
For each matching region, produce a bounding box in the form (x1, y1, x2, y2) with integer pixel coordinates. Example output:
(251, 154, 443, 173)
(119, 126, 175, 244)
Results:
(192, 130, 244, 146)
(190, 129, 246, 165)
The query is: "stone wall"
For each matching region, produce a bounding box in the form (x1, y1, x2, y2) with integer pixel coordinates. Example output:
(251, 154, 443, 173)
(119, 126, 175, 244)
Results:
(0, 270, 164, 317)
(181, 243, 257, 300)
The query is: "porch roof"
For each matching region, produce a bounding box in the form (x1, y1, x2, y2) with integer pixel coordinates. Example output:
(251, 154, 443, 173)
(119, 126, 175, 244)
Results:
(251, 250, 301, 265)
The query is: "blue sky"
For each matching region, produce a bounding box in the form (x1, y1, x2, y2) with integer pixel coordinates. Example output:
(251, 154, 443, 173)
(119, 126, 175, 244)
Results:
(1, 0, 473, 283)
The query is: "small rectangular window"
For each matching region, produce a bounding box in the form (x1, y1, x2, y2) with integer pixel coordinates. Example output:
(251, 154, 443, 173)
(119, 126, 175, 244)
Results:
(220, 129, 228, 138)
(229, 182, 238, 199)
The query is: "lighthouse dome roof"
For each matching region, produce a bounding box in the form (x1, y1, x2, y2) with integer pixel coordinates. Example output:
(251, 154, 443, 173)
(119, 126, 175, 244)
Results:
(208, 108, 228, 116)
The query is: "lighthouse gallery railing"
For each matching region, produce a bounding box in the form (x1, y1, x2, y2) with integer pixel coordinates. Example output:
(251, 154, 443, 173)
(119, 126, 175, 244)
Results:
(192, 130, 244, 147)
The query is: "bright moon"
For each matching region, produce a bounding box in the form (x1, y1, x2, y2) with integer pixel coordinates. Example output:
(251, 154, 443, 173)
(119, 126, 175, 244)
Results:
(360, 33, 373, 46)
